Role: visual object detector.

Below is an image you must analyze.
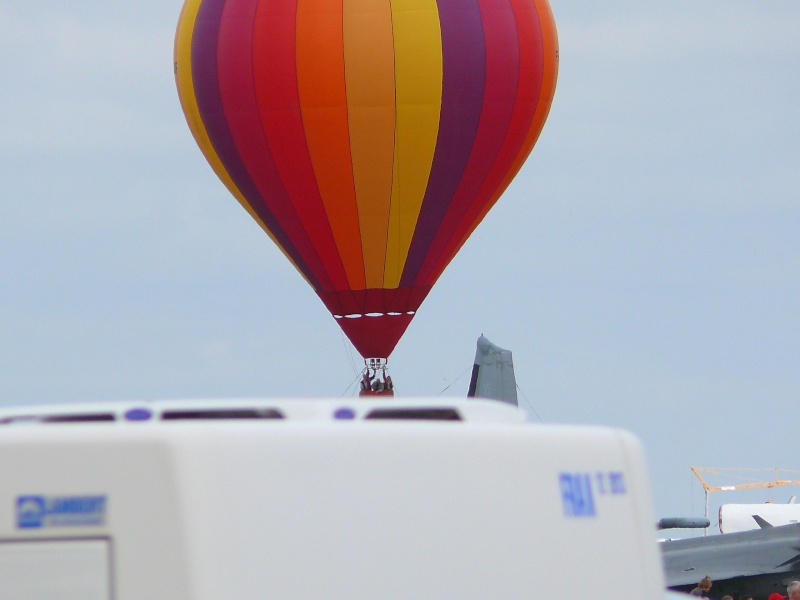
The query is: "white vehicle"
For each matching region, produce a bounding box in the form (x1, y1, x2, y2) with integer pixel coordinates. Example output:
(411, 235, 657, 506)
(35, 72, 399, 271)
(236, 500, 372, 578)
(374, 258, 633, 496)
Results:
(0, 399, 665, 599)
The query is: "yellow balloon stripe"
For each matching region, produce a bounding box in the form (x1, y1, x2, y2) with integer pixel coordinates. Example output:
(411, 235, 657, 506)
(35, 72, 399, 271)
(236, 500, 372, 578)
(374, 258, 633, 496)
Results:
(175, 0, 246, 216)
(343, 0, 396, 289)
(174, 0, 307, 282)
(383, 0, 442, 288)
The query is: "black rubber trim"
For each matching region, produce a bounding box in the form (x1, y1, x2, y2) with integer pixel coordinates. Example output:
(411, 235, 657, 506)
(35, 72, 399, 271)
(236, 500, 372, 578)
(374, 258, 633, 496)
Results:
(364, 408, 462, 421)
(41, 413, 116, 423)
(160, 408, 284, 420)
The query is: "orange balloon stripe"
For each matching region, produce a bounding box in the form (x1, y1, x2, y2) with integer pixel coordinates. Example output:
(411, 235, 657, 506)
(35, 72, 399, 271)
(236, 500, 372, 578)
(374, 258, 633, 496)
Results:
(296, 0, 366, 290)
(494, 0, 558, 197)
(251, 0, 351, 291)
(343, 0, 396, 289)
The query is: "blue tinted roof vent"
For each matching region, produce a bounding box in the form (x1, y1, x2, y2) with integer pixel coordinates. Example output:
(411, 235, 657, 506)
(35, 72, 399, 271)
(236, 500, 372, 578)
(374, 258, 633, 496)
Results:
(333, 407, 356, 420)
(124, 408, 153, 422)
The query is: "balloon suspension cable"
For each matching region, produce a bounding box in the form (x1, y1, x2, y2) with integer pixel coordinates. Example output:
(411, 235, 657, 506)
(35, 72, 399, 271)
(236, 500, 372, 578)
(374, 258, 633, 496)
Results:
(358, 358, 395, 397)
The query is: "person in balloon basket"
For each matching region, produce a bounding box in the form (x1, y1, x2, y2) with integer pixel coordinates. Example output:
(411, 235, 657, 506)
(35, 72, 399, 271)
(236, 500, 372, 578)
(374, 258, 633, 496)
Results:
(360, 371, 372, 392)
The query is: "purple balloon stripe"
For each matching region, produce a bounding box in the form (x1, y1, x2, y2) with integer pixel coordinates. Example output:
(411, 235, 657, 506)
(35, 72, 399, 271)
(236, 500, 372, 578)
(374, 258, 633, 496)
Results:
(399, 0, 486, 287)
(191, 0, 321, 289)
(410, 0, 521, 287)
(217, 0, 338, 291)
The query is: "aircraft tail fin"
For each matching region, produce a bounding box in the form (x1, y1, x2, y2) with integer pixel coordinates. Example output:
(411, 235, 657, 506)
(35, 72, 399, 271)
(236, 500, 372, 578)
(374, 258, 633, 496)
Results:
(752, 515, 774, 529)
(467, 335, 518, 406)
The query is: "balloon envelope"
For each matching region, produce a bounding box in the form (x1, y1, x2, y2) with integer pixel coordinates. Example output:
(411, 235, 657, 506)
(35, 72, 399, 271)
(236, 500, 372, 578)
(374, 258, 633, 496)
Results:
(175, 0, 558, 359)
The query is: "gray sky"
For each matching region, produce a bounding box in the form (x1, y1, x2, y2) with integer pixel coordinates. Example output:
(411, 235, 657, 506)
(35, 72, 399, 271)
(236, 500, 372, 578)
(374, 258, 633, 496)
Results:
(1, 0, 798, 523)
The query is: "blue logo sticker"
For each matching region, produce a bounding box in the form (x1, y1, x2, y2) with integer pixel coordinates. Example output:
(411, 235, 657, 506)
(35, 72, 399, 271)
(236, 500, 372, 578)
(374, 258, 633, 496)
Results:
(16, 496, 46, 528)
(559, 471, 628, 518)
(560, 473, 596, 517)
(16, 495, 107, 529)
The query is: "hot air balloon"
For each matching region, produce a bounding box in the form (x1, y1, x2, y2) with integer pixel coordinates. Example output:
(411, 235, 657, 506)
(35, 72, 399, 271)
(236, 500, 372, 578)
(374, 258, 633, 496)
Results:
(174, 0, 558, 383)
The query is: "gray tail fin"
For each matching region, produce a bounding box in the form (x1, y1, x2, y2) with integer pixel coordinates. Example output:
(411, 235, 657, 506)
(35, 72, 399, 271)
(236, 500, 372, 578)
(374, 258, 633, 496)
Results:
(467, 335, 518, 406)
(752, 515, 774, 529)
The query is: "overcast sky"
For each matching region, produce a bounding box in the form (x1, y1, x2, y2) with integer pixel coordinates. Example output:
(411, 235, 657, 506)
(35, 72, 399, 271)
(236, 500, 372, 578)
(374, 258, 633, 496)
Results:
(1, 0, 798, 523)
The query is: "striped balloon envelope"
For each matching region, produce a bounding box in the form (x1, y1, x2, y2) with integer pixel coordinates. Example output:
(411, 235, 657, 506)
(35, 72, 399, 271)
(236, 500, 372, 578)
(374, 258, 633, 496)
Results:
(175, 0, 558, 360)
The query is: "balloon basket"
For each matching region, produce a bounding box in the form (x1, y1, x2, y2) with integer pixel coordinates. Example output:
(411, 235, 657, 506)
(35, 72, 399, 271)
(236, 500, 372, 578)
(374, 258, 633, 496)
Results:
(358, 388, 395, 397)
(358, 358, 394, 397)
